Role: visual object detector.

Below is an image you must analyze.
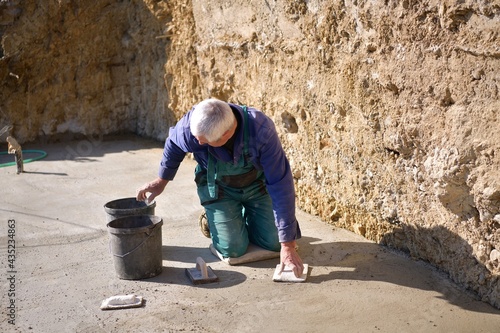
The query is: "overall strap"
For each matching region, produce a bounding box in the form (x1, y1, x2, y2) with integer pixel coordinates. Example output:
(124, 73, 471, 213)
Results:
(207, 153, 217, 198)
(242, 105, 249, 162)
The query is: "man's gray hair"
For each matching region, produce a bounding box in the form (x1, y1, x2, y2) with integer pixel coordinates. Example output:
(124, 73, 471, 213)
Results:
(190, 98, 235, 142)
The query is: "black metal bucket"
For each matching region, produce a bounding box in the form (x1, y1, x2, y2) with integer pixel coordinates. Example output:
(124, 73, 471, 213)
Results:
(104, 197, 156, 222)
(107, 215, 163, 280)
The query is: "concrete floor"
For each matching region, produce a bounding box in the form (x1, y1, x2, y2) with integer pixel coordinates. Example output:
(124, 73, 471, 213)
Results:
(1, 135, 499, 333)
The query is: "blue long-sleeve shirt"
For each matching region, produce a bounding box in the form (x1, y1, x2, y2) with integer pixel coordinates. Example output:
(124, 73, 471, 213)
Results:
(158, 103, 301, 243)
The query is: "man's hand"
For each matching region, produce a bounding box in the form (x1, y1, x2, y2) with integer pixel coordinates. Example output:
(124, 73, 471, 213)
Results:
(136, 178, 169, 203)
(280, 240, 304, 278)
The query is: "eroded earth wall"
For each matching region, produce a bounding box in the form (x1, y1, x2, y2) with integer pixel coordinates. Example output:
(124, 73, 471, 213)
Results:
(1, 0, 499, 307)
(0, 0, 174, 141)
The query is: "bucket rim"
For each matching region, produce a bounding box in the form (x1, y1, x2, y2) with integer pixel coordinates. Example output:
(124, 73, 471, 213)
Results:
(107, 215, 163, 235)
(104, 197, 156, 213)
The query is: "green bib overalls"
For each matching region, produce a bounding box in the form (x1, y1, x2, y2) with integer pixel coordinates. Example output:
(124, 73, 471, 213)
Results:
(194, 106, 280, 258)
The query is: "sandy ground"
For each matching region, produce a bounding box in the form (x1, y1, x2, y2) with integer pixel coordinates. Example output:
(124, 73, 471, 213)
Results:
(0, 135, 499, 333)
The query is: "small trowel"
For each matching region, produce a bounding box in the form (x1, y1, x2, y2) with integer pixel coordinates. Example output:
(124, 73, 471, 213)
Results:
(185, 257, 218, 285)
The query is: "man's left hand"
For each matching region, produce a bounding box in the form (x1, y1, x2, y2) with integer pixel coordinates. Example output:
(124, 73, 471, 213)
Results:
(280, 240, 304, 278)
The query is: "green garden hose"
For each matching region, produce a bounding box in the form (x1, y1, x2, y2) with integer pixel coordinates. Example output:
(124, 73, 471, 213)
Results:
(0, 150, 47, 168)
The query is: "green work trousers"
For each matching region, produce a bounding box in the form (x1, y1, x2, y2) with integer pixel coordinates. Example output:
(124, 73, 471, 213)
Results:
(199, 180, 280, 258)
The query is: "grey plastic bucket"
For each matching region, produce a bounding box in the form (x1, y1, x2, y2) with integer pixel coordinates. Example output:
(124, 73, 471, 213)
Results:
(107, 215, 163, 280)
(104, 197, 156, 222)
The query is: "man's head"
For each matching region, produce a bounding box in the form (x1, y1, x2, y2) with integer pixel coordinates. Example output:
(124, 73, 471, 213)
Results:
(190, 98, 237, 147)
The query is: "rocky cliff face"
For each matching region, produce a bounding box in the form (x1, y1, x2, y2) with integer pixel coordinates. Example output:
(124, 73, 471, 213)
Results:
(1, 0, 499, 307)
(0, 0, 173, 141)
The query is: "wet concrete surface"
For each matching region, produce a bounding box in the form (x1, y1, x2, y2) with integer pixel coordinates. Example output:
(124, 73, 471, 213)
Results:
(1, 135, 499, 332)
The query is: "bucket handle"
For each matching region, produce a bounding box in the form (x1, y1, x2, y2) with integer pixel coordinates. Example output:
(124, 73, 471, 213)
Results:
(109, 224, 160, 258)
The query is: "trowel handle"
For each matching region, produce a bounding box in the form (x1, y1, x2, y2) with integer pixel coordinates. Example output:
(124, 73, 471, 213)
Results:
(195, 257, 208, 279)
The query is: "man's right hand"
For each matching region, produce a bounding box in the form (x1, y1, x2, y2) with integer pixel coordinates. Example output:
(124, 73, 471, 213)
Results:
(136, 178, 169, 203)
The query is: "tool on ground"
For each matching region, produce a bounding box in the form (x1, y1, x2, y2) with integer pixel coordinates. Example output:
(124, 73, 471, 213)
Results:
(185, 257, 218, 284)
(100, 294, 144, 310)
(272, 263, 309, 282)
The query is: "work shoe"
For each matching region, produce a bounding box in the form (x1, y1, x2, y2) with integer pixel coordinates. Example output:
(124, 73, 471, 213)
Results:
(199, 211, 210, 238)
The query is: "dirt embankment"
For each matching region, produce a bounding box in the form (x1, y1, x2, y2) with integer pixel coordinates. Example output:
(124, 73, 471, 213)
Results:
(1, 0, 499, 307)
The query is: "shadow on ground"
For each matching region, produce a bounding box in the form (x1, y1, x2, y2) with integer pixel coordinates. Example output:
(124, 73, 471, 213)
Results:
(0, 134, 163, 166)
(139, 245, 248, 288)
(295, 233, 500, 315)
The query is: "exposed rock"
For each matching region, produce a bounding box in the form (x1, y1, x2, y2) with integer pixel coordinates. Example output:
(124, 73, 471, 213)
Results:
(0, 0, 499, 308)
